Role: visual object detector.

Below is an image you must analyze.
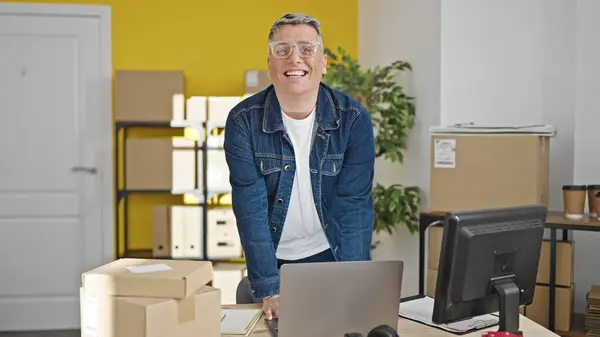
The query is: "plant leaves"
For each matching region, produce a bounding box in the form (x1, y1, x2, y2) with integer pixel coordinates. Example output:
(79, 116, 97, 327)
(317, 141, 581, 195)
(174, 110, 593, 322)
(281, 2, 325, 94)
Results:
(323, 46, 420, 236)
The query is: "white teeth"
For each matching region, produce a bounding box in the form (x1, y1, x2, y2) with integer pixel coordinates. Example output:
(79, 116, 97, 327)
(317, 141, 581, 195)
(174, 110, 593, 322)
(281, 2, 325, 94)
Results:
(285, 71, 306, 76)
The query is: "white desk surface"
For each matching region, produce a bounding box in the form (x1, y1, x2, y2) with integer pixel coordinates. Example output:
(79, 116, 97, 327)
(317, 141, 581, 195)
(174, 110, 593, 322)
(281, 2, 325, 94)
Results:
(222, 304, 559, 337)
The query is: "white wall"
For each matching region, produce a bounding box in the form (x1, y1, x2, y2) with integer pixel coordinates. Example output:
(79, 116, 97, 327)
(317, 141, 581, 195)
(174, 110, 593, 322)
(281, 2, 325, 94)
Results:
(572, 0, 600, 314)
(358, 0, 441, 298)
(359, 0, 600, 313)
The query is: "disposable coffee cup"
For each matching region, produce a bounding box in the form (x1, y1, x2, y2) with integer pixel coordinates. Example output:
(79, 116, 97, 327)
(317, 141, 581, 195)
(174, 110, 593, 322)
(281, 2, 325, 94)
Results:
(596, 192, 600, 220)
(562, 185, 587, 219)
(588, 185, 600, 218)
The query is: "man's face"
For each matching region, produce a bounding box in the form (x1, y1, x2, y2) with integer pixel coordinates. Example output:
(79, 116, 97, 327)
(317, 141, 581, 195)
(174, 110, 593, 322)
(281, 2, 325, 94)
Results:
(267, 24, 327, 97)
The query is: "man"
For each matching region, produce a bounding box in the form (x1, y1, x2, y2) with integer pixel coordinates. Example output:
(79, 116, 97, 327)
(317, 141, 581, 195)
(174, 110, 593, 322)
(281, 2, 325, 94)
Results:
(223, 13, 375, 320)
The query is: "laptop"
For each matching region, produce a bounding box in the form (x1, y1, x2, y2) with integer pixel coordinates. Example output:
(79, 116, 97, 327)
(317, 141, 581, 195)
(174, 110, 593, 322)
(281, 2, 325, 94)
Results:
(265, 260, 404, 337)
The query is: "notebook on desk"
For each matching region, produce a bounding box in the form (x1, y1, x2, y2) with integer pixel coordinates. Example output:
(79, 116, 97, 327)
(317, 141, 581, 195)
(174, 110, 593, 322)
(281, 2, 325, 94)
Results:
(221, 308, 263, 335)
(399, 296, 499, 335)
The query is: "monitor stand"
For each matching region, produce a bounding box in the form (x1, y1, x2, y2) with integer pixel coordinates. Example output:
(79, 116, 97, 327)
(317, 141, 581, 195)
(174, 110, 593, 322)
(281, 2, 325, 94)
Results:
(490, 277, 523, 336)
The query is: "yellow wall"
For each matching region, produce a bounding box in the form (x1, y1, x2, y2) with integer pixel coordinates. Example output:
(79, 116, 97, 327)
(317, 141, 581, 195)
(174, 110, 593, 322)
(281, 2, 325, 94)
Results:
(14, 0, 358, 257)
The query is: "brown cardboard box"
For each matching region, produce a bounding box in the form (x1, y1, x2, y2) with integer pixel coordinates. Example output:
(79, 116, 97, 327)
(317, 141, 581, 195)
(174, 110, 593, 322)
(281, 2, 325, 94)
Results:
(82, 258, 213, 299)
(244, 70, 271, 94)
(427, 225, 444, 271)
(426, 269, 438, 298)
(115, 70, 185, 122)
(429, 130, 551, 212)
(125, 139, 198, 190)
(525, 284, 574, 332)
(80, 285, 221, 337)
(536, 240, 574, 287)
(125, 139, 173, 190)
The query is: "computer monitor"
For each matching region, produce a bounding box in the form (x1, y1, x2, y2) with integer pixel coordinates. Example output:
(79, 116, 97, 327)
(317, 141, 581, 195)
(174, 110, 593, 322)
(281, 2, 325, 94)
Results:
(431, 204, 547, 334)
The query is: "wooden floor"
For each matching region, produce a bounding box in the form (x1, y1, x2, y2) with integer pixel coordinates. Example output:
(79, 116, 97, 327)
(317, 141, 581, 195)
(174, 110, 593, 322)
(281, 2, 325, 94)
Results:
(0, 331, 79, 337)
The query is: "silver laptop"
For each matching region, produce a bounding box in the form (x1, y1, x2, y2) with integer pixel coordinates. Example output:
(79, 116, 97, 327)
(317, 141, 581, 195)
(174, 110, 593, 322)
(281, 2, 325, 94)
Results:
(265, 260, 404, 337)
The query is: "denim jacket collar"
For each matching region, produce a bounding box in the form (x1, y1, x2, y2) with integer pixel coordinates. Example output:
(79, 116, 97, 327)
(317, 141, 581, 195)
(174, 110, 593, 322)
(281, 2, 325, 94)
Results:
(261, 83, 340, 134)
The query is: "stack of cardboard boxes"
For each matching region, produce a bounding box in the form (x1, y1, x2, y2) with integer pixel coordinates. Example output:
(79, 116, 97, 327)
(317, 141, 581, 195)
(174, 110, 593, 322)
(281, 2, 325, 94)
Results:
(426, 225, 442, 298)
(525, 239, 575, 331)
(586, 285, 600, 336)
(116, 70, 193, 193)
(426, 126, 574, 332)
(80, 258, 221, 337)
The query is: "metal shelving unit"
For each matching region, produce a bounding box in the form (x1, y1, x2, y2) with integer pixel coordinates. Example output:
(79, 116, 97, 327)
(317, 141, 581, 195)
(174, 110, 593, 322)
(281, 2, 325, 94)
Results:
(115, 120, 232, 261)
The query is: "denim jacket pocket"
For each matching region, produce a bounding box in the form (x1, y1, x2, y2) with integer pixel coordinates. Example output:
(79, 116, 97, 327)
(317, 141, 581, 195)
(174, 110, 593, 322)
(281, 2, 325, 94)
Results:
(321, 155, 343, 195)
(256, 156, 282, 194)
(321, 155, 343, 177)
(257, 156, 282, 175)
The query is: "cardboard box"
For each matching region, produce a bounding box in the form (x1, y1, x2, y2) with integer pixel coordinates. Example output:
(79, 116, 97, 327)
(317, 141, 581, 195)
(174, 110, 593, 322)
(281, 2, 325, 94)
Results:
(124, 139, 200, 191)
(115, 70, 185, 122)
(429, 128, 552, 212)
(244, 70, 271, 94)
(207, 209, 242, 259)
(80, 285, 221, 337)
(427, 225, 444, 271)
(536, 240, 574, 287)
(524, 284, 574, 332)
(82, 258, 213, 299)
(426, 268, 438, 298)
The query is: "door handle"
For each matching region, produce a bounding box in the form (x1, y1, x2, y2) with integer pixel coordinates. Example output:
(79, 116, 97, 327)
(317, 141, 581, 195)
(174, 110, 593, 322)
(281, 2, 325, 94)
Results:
(71, 166, 98, 174)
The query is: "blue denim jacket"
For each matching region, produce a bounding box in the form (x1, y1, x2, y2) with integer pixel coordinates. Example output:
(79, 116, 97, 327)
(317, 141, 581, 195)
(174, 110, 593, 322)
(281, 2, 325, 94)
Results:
(223, 82, 375, 299)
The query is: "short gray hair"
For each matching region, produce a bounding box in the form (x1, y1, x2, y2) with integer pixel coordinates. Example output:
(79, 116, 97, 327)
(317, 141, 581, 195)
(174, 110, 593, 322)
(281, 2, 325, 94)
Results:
(268, 13, 323, 42)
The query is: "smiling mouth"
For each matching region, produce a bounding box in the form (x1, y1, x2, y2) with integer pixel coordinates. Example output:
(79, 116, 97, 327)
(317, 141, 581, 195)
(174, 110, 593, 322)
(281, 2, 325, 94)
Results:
(284, 70, 308, 78)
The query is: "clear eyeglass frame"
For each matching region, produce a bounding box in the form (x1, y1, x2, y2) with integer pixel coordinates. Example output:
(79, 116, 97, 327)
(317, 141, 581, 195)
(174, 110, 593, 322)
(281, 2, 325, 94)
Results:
(268, 40, 322, 59)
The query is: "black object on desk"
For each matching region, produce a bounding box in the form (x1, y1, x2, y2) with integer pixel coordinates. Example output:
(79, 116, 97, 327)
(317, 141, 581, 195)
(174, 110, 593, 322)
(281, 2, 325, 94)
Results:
(431, 204, 547, 335)
(421, 210, 600, 332)
(345, 324, 400, 337)
(266, 318, 399, 337)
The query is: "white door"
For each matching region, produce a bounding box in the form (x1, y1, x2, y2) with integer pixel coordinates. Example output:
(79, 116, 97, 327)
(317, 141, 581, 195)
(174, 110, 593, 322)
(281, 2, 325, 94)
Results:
(0, 3, 113, 331)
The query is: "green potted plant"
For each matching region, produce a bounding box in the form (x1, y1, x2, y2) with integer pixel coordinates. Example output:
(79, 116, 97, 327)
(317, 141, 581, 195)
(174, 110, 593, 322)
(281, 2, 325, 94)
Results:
(322, 46, 421, 243)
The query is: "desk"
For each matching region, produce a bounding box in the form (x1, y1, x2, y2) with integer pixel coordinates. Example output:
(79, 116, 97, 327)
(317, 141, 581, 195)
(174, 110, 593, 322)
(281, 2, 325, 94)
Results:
(222, 304, 559, 337)
(418, 210, 600, 332)
(545, 211, 600, 332)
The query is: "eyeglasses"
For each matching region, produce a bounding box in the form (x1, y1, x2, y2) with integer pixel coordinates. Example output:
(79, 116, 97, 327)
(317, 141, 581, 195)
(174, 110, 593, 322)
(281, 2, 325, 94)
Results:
(269, 40, 322, 59)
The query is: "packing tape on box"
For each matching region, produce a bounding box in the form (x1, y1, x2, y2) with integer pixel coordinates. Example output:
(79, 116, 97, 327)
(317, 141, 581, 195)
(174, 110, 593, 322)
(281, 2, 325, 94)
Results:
(177, 295, 196, 323)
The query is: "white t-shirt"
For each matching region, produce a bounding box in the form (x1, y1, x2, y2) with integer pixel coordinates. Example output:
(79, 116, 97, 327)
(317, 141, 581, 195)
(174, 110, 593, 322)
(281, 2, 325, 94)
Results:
(276, 108, 331, 260)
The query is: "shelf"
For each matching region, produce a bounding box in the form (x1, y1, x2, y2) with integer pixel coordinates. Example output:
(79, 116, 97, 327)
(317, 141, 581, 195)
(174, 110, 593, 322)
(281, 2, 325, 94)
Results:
(117, 189, 231, 203)
(124, 249, 245, 264)
(117, 189, 203, 201)
(116, 120, 204, 130)
(115, 118, 236, 262)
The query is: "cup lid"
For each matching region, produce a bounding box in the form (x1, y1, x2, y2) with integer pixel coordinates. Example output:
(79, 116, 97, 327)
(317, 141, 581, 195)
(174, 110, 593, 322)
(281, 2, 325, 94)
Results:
(588, 185, 600, 190)
(562, 185, 587, 191)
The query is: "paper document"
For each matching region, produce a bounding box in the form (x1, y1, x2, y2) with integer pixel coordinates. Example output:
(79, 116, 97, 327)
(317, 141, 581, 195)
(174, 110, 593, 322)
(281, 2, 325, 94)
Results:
(399, 297, 498, 334)
(126, 264, 172, 273)
(221, 308, 262, 335)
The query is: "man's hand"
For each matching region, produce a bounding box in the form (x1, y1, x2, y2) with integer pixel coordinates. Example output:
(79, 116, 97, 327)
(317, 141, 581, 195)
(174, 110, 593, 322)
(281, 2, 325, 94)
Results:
(262, 295, 280, 320)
